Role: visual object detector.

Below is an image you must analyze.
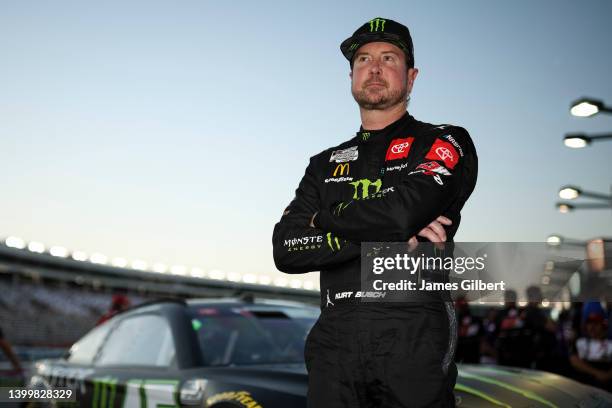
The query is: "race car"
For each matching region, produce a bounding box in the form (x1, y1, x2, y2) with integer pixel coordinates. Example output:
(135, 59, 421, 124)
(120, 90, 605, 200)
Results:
(28, 297, 612, 407)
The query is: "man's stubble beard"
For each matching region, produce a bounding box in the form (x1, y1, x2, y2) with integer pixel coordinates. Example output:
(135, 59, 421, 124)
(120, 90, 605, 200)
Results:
(352, 81, 408, 111)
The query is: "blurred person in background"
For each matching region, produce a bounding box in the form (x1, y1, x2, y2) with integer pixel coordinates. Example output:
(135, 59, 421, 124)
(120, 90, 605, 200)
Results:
(496, 289, 531, 367)
(522, 286, 547, 331)
(0, 325, 23, 376)
(497, 289, 520, 330)
(96, 294, 131, 326)
(570, 301, 612, 391)
(522, 286, 557, 371)
(607, 302, 612, 340)
(454, 296, 483, 364)
(554, 309, 576, 377)
(480, 307, 498, 364)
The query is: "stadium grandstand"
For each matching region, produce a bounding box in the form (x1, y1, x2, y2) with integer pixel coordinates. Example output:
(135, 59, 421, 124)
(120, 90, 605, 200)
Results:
(0, 236, 318, 356)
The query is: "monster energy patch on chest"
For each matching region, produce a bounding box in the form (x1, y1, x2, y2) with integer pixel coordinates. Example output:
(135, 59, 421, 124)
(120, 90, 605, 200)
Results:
(329, 146, 358, 163)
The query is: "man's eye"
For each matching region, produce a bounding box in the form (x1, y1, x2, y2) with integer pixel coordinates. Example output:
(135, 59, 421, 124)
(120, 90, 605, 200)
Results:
(383, 55, 395, 62)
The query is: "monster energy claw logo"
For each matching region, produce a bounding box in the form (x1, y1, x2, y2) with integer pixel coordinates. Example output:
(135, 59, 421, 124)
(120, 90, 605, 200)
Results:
(369, 18, 386, 32)
(349, 178, 382, 199)
(333, 201, 350, 216)
(326, 232, 341, 251)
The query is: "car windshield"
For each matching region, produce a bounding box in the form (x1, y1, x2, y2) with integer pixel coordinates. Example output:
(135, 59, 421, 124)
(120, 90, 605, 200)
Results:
(190, 305, 318, 366)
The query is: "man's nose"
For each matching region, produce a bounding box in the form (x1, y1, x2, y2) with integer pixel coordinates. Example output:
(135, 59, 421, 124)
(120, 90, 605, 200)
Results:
(368, 60, 382, 75)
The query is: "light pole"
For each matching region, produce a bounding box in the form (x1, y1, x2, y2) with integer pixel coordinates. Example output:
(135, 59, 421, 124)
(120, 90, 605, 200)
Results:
(556, 202, 611, 213)
(570, 98, 612, 118)
(546, 234, 586, 247)
(556, 184, 612, 213)
(563, 133, 612, 149)
(558, 185, 612, 202)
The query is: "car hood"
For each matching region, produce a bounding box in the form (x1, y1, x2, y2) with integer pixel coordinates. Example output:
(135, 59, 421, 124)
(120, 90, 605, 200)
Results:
(456, 364, 612, 407)
(193, 363, 612, 406)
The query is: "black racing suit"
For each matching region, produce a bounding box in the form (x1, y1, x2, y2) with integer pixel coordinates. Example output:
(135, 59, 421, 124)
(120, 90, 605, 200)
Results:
(272, 112, 478, 407)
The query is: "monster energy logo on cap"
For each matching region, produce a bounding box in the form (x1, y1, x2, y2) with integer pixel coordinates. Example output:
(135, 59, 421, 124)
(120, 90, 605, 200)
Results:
(340, 17, 415, 68)
(369, 18, 386, 32)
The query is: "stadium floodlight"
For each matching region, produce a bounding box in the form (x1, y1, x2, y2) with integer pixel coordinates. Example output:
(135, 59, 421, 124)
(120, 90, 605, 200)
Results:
(242, 274, 258, 284)
(570, 98, 612, 117)
(227, 272, 242, 282)
(258, 275, 272, 285)
(5, 236, 26, 249)
(27, 241, 45, 253)
(564, 134, 589, 148)
(112, 257, 128, 267)
(130, 259, 148, 270)
(189, 267, 205, 278)
(89, 253, 108, 264)
(303, 281, 315, 290)
(546, 234, 586, 248)
(274, 277, 288, 287)
(290, 279, 303, 289)
(208, 270, 225, 280)
(559, 185, 612, 202)
(564, 133, 612, 149)
(49, 246, 68, 257)
(152, 263, 168, 273)
(170, 265, 187, 275)
(559, 186, 580, 200)
(557, 203, 573, 213)
(72, 251, 88, 261)
(557, 201, 611, 213)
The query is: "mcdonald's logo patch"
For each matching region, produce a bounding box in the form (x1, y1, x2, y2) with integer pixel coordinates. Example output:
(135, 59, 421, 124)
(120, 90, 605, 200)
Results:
(333, 163, 350, 177)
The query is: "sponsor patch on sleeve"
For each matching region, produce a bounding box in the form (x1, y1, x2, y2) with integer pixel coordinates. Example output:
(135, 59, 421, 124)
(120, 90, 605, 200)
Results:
(408, 161, 452, 185)
(413, 161, 451, 176)
(442, 134, 464, 157)
(425, 139, 460, 169)
(330, 146, 359, 163)
(385, 137, 414, 161)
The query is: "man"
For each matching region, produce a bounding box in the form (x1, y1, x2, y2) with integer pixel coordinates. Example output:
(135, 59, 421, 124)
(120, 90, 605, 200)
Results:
(0, 325, 23, 376)
(455, 296, 484, 364)
(272, 17, 477, 407)
(96, 294, 131, 326)
(570, 301, 612, 391)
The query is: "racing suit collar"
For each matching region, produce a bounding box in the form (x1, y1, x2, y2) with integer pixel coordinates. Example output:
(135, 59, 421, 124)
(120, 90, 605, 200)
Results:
(356, 111, 414, 143)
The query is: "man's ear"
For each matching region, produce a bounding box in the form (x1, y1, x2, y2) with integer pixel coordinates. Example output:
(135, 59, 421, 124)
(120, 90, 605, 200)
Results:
(349, 70, 353, 80)
(407, 67, 419, 90)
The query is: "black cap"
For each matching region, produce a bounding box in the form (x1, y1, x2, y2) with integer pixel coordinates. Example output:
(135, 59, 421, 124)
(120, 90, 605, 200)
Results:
(340, 17, 414, 68)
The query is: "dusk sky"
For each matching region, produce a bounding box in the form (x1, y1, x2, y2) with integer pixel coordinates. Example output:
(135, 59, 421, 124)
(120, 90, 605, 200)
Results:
(2, 1, 611, 287)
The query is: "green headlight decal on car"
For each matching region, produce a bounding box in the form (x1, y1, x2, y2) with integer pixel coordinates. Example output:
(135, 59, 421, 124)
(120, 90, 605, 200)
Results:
(192, 319, 203, 331)
(458, 369, 559, 408)
(93, 377, 180, 408)
(454, 383, 511, 408)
